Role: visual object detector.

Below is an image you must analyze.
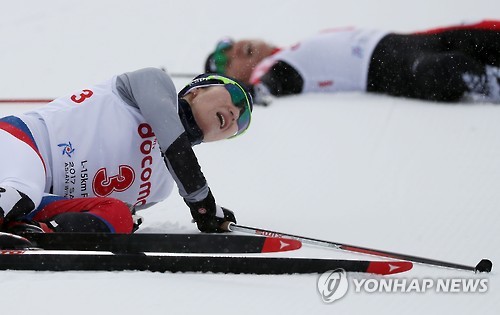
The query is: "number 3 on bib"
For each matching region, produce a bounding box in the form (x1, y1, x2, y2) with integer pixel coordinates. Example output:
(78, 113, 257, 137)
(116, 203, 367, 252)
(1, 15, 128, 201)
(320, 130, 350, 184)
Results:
(93, 165, 135, 197)
(71, 89, 94, 104)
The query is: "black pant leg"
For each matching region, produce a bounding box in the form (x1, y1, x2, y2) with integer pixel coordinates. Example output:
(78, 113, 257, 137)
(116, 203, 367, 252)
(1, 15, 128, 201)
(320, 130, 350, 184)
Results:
(439, 29, 500, 67)
(367, 33, 488, 102)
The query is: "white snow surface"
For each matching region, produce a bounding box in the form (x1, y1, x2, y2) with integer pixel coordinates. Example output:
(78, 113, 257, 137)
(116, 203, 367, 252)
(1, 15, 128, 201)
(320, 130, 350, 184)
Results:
(1, 1, 499, 314)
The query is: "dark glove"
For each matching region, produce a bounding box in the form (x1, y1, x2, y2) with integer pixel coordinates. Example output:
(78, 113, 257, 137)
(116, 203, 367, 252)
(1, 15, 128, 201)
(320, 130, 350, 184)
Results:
(0, 186, 35, 230)
(250, 83, 272, 106)
(185, 190, 236, 233)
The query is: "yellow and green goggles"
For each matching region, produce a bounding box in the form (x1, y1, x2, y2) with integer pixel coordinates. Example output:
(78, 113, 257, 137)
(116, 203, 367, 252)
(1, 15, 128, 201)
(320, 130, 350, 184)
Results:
(205, 38, 234, 74)
(179, 73, 253, 137)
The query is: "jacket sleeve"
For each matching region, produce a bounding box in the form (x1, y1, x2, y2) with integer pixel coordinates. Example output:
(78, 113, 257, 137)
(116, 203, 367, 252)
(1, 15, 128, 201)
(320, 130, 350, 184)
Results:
(115, 68, 209, 203)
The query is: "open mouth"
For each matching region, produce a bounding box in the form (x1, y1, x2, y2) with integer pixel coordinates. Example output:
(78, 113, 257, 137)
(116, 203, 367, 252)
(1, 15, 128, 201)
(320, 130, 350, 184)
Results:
(217, 112, 226, 129)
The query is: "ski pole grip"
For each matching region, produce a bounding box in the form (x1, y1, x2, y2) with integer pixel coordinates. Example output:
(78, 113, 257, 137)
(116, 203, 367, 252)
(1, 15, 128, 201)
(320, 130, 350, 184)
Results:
(220, 221, 234, 232)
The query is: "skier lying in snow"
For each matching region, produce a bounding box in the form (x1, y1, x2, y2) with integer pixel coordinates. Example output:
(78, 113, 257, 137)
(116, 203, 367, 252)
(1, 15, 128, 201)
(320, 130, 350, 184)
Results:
(204, 20, 500, 105)
(0, 68, 253, 234)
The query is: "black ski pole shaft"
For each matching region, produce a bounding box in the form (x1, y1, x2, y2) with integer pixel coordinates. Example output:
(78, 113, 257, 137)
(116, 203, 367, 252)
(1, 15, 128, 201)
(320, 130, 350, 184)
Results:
(226, 223, 492, 273)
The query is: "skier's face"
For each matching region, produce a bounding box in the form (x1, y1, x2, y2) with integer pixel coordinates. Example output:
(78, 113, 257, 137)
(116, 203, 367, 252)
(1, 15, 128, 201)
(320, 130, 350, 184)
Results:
(224, 40, 275, 84)
(184, 86, 241, 142)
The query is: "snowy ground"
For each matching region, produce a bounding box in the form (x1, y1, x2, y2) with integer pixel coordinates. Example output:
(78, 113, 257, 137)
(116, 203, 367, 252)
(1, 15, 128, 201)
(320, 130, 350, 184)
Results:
(1, 1, 499, 314)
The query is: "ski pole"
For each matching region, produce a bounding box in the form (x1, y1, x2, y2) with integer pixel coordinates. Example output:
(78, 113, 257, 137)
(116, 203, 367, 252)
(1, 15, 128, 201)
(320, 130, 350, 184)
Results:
(166, 72, 198, 78)
(0, 99, 54, 104)
(226, 223, 492, 273)
(0, 72, 198, 104)
(159, 67, 198, 78)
